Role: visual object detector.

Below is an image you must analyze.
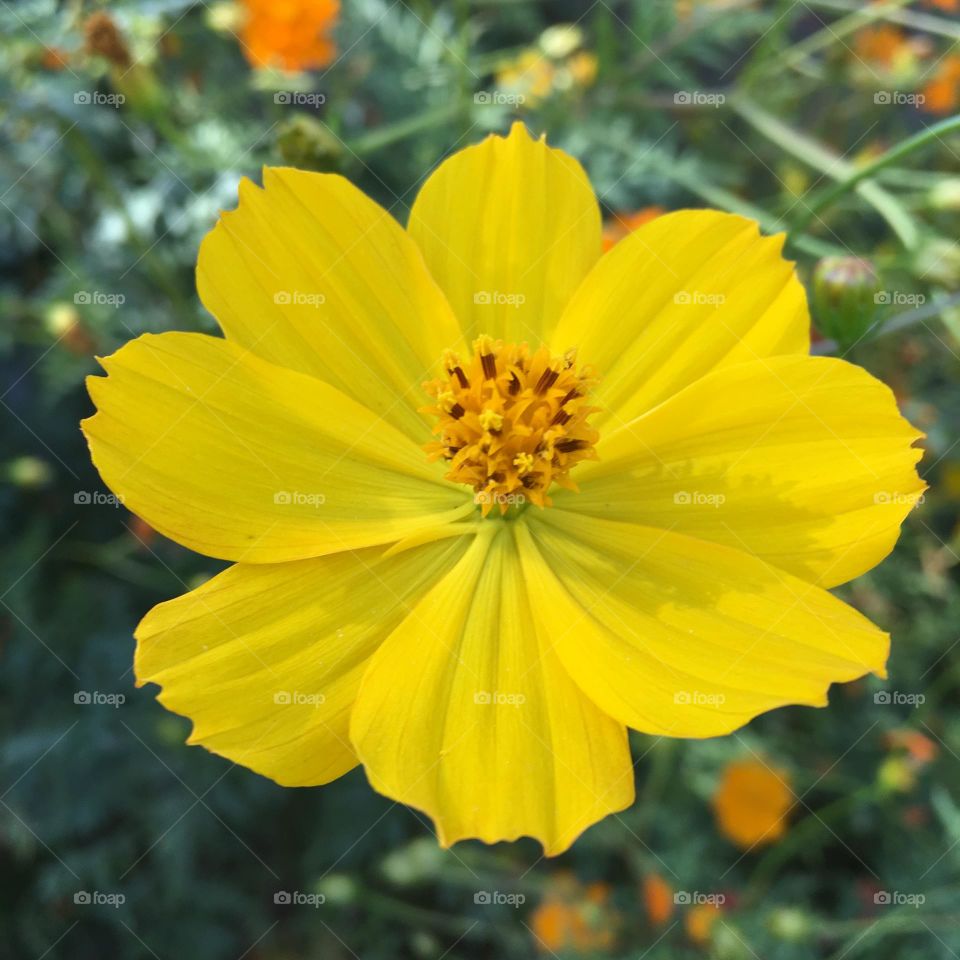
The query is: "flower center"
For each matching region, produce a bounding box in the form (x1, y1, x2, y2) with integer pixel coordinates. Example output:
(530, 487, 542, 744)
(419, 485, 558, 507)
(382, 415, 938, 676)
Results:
(422, 335, 599, 515)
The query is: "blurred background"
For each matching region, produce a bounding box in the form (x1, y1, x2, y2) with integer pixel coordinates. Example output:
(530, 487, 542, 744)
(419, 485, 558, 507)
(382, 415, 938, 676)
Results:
(2, 0, 960, 957)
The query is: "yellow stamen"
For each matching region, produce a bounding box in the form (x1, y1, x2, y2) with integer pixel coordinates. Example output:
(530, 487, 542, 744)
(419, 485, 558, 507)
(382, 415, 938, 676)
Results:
(478, 408, 504, 432)
(421, 336, 600, 515)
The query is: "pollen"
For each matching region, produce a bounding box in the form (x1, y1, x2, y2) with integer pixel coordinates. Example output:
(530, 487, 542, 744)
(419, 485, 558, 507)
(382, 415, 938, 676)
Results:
(422, 336, 600, 515)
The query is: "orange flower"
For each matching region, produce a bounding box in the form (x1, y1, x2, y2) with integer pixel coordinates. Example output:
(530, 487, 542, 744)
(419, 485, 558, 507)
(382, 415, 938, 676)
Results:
(240, 0, 339, 73)
(530, 874, 618, 953)
(885, 728, 938, 767)
(601, 207, 665, 251)
(921, 55, 960, 115)
(926, 0, 958, 10)
(854, 25, 909, 68)
(40, 46, 70, 71)
(642, 873, 674, 927)
(685, 903, 722, 944)
(83, 11, 132, 69)
(712, 759, 793, 849)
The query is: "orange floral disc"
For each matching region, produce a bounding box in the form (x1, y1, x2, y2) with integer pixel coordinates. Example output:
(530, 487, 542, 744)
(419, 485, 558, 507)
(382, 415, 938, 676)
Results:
(422, 336, 599, 514)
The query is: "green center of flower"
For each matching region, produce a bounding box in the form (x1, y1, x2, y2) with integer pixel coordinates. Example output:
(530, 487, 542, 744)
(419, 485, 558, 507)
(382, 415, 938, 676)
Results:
(422, 335, 599, 515)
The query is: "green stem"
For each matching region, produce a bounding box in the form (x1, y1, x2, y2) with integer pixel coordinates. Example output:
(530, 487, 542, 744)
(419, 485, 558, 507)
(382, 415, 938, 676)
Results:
(789, 114, 960, 237)
(731, 97, 921, 248)
(742, 785, 877, 903)
(804, 0, 960, 40)
(772, 0, 915, 75)
(349, 101, 464, 155)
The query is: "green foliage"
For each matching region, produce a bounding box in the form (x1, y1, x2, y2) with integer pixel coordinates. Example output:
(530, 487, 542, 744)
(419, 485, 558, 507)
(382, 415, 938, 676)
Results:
(2, 0, 959, 957)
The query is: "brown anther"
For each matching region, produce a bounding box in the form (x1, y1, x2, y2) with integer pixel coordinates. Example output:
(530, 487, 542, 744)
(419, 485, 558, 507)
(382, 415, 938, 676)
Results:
(422, 336, 599, 514)
(535, 367, 559, 394)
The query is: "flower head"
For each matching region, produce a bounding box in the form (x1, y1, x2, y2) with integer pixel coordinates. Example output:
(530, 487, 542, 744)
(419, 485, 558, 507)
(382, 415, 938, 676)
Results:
(642, 873, 674, 927)
(240, 0, 339, 72)
(530, 874, 618, 953)
(82, 123, 924, 856)
(713, 758, 793, 848)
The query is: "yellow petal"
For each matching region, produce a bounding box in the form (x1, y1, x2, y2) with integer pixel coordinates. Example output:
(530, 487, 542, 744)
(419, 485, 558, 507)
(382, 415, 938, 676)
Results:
(563, 355, 924, 587)
(82, 332, 471, 562)
(407, 122, 601, 343)
(350, 524, 633, 856)
(518, 512, 890, 739)
(135, 536, 470, 786)
(550, 211, 809, 428)
(198, 167, 463, 439)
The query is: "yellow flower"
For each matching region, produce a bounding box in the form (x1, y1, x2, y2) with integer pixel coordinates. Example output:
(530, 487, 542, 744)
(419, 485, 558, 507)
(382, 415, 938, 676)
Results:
(82, 123, 925, 856)
(239, 0, 339, 73)
(495, 32, 596, 107)
(685, 902, 722, 945)
(712, 759, 793, 848)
